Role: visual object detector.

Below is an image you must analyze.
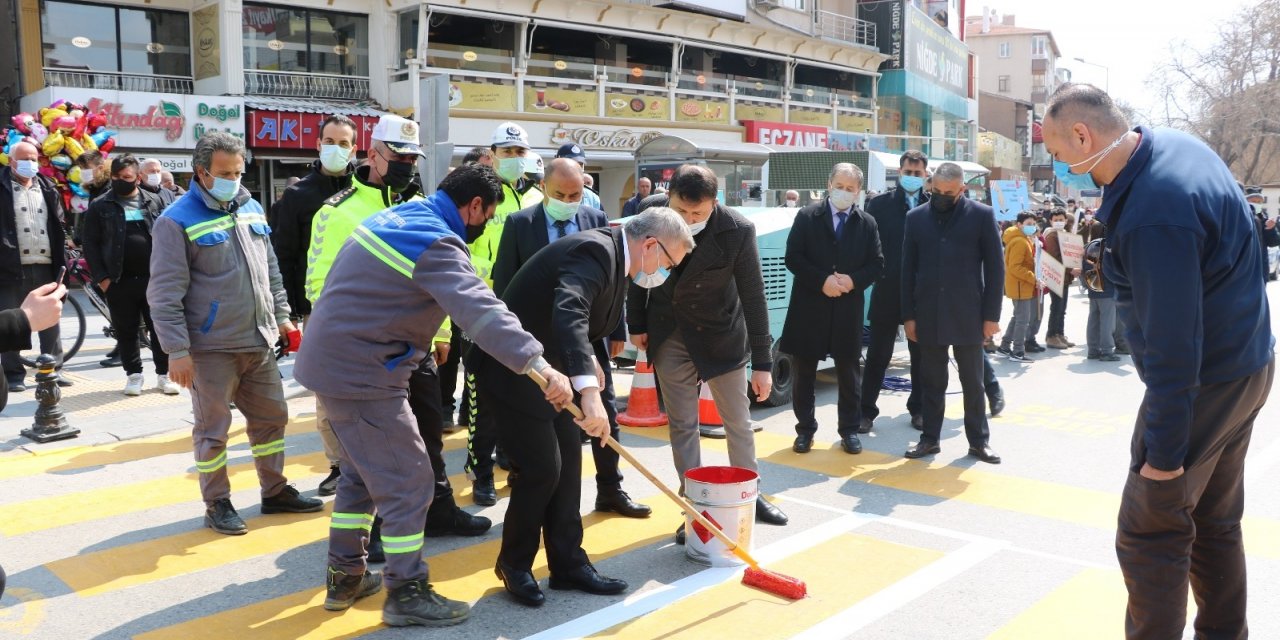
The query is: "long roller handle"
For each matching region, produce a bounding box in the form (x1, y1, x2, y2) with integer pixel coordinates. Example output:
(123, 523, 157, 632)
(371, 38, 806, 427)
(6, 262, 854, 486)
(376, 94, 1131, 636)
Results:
(528, 369, 761, 569)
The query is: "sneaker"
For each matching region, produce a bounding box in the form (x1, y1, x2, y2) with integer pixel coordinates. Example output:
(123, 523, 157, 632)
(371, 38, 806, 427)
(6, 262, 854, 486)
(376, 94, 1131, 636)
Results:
(324, 566, 382, 611)
(994, 346, 1012, 358)
(157, 374, 180, 395)
(124, 373, 144, 396)
(1099, 353, 1122, 362)
(261, 485, 324, 514)
(317, 465, 341, 497)
(1087, 352, 1101, 360)
(1024, 342, 1047, 353)
(205, 498, 248, 535)
(382, 579, 470, 628)
(1008, 352, 1032, 363)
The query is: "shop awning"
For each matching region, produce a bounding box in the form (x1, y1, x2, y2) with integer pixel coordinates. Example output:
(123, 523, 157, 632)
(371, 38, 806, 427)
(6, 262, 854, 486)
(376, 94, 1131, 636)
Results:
(635, 135, 780, 162)
(243, 97, 390, 117)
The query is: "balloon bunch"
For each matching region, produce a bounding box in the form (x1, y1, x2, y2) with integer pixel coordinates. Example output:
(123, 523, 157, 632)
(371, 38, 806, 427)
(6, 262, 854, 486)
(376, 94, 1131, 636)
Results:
(1, 100, 120, 215)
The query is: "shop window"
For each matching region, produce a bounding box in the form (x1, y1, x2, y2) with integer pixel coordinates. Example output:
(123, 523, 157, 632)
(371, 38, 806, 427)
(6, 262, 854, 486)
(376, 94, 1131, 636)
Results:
(681, 45, 783, 98)
(528, 26, 671, 86)
(41, 0, 191, 78)
(242, 3, 369, 76)
(998, 75, 1010, 92)
(421, 14, 517, 74)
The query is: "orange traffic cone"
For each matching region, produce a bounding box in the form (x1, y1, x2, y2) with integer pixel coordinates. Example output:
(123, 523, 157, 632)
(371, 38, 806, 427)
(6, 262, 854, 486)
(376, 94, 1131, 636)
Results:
(618, 350, 667, 427)
(697, 382, 726, 438)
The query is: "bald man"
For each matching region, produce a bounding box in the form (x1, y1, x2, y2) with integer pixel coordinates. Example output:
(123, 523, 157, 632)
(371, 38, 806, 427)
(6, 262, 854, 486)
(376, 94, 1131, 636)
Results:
(139, 158, 176, 208)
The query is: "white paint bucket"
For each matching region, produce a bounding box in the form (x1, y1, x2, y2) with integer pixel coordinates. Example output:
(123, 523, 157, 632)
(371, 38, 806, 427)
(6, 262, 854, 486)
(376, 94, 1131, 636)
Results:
(683, 466, 758, 567)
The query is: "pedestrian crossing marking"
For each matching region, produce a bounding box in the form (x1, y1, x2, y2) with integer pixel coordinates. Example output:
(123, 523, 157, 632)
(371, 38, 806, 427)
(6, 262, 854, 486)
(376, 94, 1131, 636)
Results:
(134, 498, 683, 640)
(986, 568, 1128, 639)
(590, 533, 941, 639)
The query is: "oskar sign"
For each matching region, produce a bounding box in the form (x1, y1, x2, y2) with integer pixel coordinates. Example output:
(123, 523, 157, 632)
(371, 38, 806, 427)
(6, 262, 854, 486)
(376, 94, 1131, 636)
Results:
(742, 120, 828, 149)
(551, 127, 664, 151)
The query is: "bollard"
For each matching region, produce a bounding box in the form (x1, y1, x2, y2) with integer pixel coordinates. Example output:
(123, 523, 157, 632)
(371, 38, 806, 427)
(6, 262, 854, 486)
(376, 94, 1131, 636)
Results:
(21, 354, 79, 443)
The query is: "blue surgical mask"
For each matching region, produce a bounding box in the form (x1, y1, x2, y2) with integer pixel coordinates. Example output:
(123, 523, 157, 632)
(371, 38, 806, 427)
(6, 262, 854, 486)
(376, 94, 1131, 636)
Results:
(1022, 224, 1038, 235)
(1054, 134, 1126, 192)
(543, 196, 580, 222)
(205, 173, 240, 202)
(497, 157, 524, 184)
(898, 175, 924, 193)
(633, 243, 670, 289)
(14, 159, 39, 180)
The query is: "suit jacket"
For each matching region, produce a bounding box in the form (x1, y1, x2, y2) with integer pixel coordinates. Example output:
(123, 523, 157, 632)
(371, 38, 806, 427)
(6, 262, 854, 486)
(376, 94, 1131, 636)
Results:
(778, 199, 883, 360)
(492, 202, 607, 298)
(865, 187, 927, 323)
(901, 197, 1004, 346)
(626, 198, 773, 379)
(472, 227, 629, 419)
(82, 187, 165, 284)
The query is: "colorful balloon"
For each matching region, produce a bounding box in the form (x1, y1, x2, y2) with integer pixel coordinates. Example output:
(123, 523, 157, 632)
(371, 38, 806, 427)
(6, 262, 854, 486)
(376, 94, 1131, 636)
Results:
(70, 195, 89, 214)
(28, 123, 48, 143)
(80, 133, 98, 152)
(42, 130, 65, 156)
(49, 154, 72, 170)
(41, 108, 68, 129)
(63, 136, 85, 160)
(70, 182, 88, 198)
(98, 138, 115, 154)
(68, 166, 81, 183)
(9, 113, 35, 134)
(52, 115, 76, 133)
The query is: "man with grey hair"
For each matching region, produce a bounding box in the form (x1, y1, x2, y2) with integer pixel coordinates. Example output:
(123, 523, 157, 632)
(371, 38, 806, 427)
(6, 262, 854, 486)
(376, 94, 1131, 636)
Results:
(148, 132, 321, 536)
(782, 162, 882, 455)
(138, 157, 175, 208)
(901, 161, 1003, 464)
(473, 206, 692, 606)
(1044, 83, 1274, 639)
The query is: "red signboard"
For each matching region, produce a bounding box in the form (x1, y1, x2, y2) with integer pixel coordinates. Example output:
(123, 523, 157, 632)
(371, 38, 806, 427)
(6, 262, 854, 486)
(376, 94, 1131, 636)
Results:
(247, 110, 380, 151)
(741, 120, 828, 148)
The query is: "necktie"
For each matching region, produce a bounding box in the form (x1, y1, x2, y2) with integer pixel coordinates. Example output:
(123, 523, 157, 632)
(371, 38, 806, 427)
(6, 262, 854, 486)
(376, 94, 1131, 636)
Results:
(835, 211, 848, 240)
(908, 195, 917, 209)
(554, 220, 569, 239)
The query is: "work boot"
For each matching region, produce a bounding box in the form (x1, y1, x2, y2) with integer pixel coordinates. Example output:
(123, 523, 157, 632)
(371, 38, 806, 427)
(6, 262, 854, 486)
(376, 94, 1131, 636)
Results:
(988, 388, 1006, 417)
(382, 579, 470, 628)
(205, 498, 248, 535)
(425, 494, 492, 537)
(100, 347, 122, 368)
(317, 465, 341, 497)
(1046, 335, 1069, 349)
(261, 485, 324, 514)
(324, 566, 382, 611)
(472, 476, 497, 506)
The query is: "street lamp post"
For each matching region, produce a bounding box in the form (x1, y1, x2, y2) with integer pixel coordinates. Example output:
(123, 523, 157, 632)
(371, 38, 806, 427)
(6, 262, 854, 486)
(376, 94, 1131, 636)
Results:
(1073, 57, 1110, 93)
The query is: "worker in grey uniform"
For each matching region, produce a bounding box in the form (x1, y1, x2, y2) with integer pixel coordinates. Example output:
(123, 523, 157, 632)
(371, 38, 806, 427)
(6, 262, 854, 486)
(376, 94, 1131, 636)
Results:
(294, 163, 573, 628)
(148, 132, 323, 535)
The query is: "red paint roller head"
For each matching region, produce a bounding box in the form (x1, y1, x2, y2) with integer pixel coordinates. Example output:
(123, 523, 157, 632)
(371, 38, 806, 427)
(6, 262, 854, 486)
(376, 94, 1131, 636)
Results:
(743, 566, 807, 600)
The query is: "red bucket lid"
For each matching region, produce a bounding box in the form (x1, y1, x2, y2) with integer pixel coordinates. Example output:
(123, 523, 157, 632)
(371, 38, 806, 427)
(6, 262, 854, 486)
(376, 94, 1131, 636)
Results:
(684, 466, 759, 484)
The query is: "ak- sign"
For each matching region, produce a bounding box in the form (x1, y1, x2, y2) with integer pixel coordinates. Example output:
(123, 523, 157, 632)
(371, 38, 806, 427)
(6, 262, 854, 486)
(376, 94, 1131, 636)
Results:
(20, 88, 245, 148)
(742, 120, 828, 149)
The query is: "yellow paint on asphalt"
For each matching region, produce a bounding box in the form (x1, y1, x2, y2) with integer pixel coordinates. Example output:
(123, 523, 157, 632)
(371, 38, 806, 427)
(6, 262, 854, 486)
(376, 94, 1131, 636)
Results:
(135, 499, 681, 640)
(987, 568, 1128, 639)
(591, 533, 941, 639)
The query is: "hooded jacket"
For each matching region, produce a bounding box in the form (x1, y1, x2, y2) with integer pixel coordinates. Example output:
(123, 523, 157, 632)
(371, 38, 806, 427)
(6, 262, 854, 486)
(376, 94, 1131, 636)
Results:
(1002, 224, 1037, 300)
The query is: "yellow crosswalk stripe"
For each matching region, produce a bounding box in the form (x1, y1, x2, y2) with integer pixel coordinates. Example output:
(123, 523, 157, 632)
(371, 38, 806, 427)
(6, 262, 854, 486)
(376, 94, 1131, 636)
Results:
(985, 568, 1146, 639)
(135, 499, 683, 640)
(622, 427, 1280, 559)
(589, 533, 942, 639)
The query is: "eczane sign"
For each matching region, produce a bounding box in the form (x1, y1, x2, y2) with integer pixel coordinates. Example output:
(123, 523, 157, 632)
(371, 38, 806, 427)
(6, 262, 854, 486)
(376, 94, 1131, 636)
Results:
(742, 120, 829, 149)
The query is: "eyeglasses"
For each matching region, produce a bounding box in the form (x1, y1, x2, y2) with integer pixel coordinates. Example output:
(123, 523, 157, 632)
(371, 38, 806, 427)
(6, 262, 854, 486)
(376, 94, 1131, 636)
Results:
(649, 237, 677, 270)
(1083, 238, 1106, 293)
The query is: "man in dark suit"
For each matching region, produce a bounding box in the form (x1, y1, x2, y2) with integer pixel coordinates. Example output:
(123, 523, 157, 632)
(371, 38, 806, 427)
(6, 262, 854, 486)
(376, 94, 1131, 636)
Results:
(472, 208, 694, 607)
(627, 164, 789, 544)
(861, 151, 929, 432)
(493, 159, 650, 520)
(901, 162, 1003, 464)
(621, 177, 651, 218)
(781, 163, 883, 455)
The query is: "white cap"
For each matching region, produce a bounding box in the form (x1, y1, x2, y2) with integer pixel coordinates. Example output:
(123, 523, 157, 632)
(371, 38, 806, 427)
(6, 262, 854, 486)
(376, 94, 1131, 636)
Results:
(491, 122, 530, 149)
(371, 115, 422, 156)
(522, 152, 544, 176)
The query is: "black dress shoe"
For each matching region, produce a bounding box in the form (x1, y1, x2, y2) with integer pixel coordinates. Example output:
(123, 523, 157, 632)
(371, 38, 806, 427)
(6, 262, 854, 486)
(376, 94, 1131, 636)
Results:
(55, 375, 73, 388)
(910, 414, 924, 431)
(261, 485, 324, 514)
(548, 563, 628, 595)
(100, 352, 123, 368)
(495, 563, 544, 606)
(856, 417, 874, 434)
(840, 434, 863, 454)
(792, 434, 813, 454)
(968, 446, 1002, 464)
(904, 440, 941, 459)
(988, 390, 1006, 417)
(425, 499, 492, 537)
(755, 496, 788, 525)
(675, 524, 686, 545)
(7, 381, 25, 393)
(595, 489, 652, 518)
(472, 477, 497, 506)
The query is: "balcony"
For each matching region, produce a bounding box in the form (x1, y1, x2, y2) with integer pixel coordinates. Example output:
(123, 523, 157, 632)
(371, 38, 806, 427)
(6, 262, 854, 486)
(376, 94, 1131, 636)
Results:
(44, 68, 193, 94)
(815, 11, 877, 50)
(244, 70, 370, 101)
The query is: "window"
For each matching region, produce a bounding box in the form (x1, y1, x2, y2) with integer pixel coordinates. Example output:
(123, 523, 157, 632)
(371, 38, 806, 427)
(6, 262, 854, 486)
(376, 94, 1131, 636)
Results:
(1032, 71, 1045, 89)
(242, 3, 368, 76)
(998, 75, 1010, 92)
(421, 13, 517, 74)
(529, 26, 671, 86)
(998, 42, 1010, 58)
(1032, 35, 1047, 58)
(41, 1, 190, 77)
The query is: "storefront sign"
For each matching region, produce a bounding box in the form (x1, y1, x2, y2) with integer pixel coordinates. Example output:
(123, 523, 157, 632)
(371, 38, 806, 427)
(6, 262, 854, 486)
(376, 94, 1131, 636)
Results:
(789, 109, 832, 127)
(990, 179, 1032, 222)
(248, 110, 380, 150)
(836, 113, 874, 133)
(141, 154, 193, 173)
(523, 85, 596, 115)
(448, 79, 518, 112)
(742, 120, 828, 149)
(674, 96, 729, 124)
(605, 93, 668, 121)
(23, 88, 244, 148)
(193, 4, 221, 81)
(551, 127, 664, 151)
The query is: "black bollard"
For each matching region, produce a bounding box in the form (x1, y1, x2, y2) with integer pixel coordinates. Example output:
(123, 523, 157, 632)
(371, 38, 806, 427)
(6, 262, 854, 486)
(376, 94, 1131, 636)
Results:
(21, 354, 79, 443)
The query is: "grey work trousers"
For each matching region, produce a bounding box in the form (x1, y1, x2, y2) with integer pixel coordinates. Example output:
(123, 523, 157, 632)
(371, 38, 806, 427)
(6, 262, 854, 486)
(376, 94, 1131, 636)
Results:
(322, 393, 433, 589)
(1086, 297, 1117, 356)
(189, 349, 288, 504)
(999, 297, 1036, 355)
(651, 331, 757, 489)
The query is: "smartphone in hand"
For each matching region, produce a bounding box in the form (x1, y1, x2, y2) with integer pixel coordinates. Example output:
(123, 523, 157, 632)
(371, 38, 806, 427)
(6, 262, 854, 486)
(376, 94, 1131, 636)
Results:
(57, 265, 68, 286)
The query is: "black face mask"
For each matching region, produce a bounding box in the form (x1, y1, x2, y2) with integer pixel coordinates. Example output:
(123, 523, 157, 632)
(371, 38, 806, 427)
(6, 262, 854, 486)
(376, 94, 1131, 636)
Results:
(380, 160, 416, 193)
(929, 192, 958, 213)
(112, 179, 137, 198)
(465, 223, 486, 244)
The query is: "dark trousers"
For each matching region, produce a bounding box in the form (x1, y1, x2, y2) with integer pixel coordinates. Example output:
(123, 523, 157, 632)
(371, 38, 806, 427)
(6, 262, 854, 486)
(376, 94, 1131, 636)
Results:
(105, 275, 167, 376)
(482, 373, 590, 574)
(915, 343, 990, 448)
(982, 353, 999, 396)
(861, 315, 921, 420)
(1116, 358, 1274, 640)
(438, 320, 463, 421)
(407, 358, 453, 503)
(793, 351, 861, 437)
(1047, 291, 1067, 337)
(591, 341, 624, 490)
(1, 264, 62, 383)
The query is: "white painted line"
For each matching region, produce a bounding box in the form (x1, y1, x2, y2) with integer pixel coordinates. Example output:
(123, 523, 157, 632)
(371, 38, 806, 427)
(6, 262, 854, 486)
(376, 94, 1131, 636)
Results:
(788, 540, 1007, 640)
(523, 513, 874, 640)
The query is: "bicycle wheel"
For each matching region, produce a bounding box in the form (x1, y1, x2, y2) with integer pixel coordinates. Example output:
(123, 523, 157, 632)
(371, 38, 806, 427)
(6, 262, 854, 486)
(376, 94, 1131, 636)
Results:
(19, 294, 87, 368)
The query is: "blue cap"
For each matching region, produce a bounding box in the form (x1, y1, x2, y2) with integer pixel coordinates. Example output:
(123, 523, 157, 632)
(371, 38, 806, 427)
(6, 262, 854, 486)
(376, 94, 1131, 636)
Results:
(555, 143, 586, 163)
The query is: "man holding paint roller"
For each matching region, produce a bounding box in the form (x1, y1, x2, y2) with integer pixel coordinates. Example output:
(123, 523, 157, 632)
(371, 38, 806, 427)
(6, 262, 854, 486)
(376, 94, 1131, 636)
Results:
(470, 207, 693, 607)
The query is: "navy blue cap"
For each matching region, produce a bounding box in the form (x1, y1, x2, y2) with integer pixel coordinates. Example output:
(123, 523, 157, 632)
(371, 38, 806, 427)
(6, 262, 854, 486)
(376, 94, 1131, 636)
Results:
(555, 143, 586, 163)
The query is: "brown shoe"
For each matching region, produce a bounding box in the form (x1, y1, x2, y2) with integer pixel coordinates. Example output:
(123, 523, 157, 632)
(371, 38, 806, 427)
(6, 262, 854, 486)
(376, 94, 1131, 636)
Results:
(1046, 336, 1069, 349)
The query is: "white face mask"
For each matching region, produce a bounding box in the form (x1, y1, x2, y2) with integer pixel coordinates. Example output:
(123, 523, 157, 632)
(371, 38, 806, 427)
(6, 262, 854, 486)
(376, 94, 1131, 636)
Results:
(829, 188, 856, 211)
(80, 168, 95, 185)
(319, 144, 353, 173)
(1052, 221, 1066, 230)
(145, 172, 162, 188)
(785, 199, 798, 208)
(687, 219, 708, 235)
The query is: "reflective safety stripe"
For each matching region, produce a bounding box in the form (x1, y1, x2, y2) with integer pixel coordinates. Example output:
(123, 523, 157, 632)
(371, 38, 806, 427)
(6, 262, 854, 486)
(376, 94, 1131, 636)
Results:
(380, 532, 424, 554)
(185, 216, 235, 242)
(235, 213, 267, 225)
(194, 451, 227, 473)
(330, 512, 374, 531)
(352, 225, 415, 278)
(250, 438, 285, 458)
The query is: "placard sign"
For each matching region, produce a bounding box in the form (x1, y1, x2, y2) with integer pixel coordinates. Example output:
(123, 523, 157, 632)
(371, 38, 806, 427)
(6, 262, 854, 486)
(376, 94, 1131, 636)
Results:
(1039, 251, 1066, 297)
(1058, 232, 1084, 270)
